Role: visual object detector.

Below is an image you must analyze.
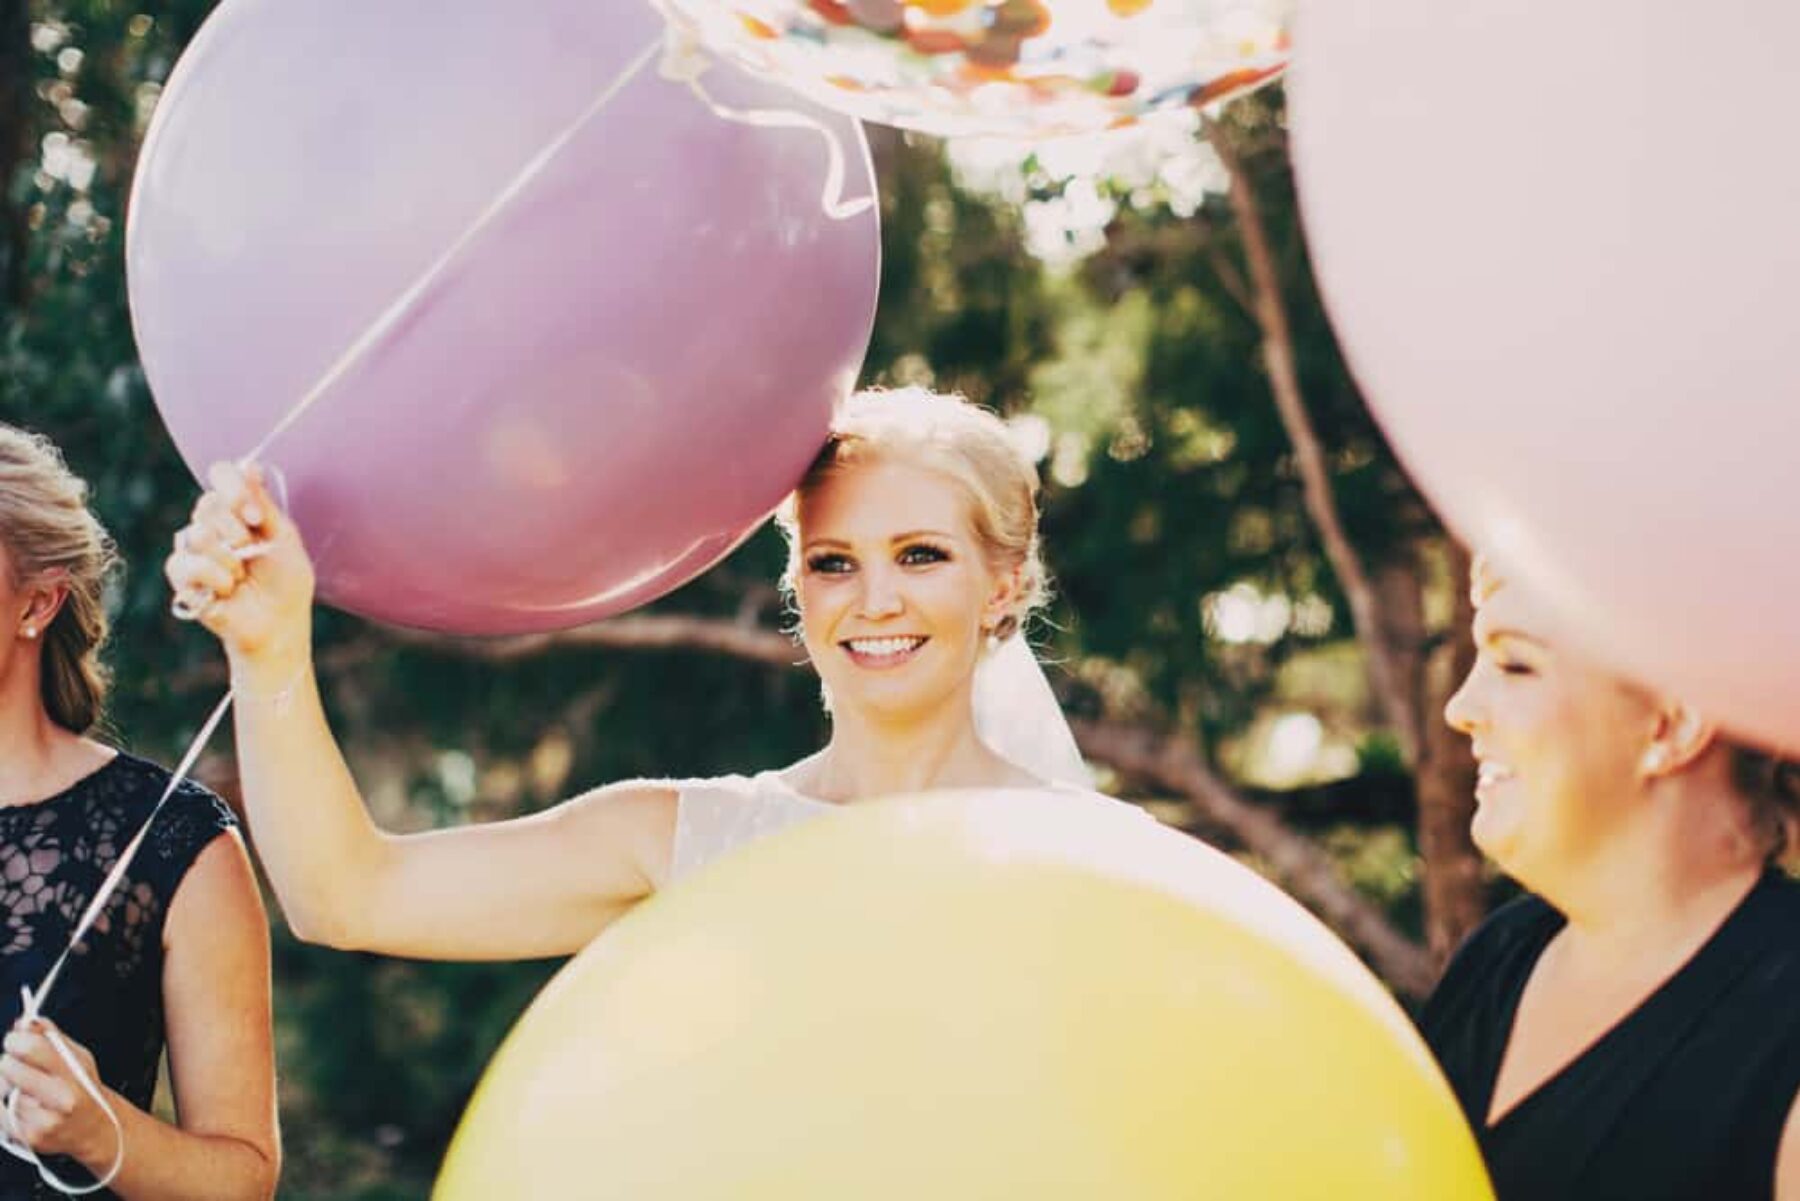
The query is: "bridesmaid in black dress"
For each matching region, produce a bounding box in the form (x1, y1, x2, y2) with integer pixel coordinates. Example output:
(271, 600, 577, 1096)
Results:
(1422, 554, 1800, 1200)
(0, 424, 277, 1200)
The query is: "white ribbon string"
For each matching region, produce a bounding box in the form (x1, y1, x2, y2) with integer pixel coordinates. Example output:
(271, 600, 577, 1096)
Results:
(1, 691, 236, 1194)
(242, 35, 664, 462)
(31, 26, 866, 1195)
(0, 991, 126, 1197)
(657, 28, 875, 221)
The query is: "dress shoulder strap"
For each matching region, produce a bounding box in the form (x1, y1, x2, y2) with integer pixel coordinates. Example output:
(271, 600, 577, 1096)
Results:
(668, 772, 832, 883)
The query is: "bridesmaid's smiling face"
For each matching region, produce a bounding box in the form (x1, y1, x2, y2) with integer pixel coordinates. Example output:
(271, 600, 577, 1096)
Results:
(1443, 563, 1663, 892)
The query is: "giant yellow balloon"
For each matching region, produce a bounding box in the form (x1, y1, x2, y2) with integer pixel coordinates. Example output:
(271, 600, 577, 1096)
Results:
(436, 790, 1491, 1199)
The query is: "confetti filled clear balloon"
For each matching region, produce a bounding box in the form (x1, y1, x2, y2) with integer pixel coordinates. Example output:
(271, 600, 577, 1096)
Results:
(656, 0, 1290, 139)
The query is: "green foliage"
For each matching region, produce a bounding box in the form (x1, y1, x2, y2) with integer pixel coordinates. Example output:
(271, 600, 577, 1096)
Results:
(1043, 99, 1431, 754)
(4, 10, 1458, 1195)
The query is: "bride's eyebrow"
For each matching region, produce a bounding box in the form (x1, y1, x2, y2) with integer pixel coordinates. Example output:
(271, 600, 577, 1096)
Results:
(802, 531, 957, 551)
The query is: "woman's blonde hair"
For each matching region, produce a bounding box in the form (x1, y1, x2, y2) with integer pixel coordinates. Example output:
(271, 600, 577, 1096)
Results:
(776, 387, 1048, 640)
(0, 424, 118, 732)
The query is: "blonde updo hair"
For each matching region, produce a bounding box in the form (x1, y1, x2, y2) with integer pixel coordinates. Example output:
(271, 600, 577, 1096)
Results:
(0, 424, 119, 733)
(776, 387, 1048, 641)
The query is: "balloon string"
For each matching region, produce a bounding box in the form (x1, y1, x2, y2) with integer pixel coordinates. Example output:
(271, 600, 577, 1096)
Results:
(142, 33, 861, 1194)
(144, 55, 668, 1191)
(51, 32, 815, 1197)
(1, 690, 236, 1195)
(244, 34, 664, 462)
(0, 998, 126, 1196)
(655, 27, 875, 222)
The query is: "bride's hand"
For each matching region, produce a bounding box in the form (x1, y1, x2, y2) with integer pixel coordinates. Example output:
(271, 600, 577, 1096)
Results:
(164, 462, 316, 673)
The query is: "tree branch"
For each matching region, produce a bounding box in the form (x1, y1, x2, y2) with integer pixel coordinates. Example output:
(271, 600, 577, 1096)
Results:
(1206, 124, 1420, 765)
(154, 614, 805, 697)
(383, 615, 808, 669)
(1413, 541, 1486, 958)
(1069, 715, 1436, 998)
(1203, 241, 1254, 317)
(169, 612, 1434, 996)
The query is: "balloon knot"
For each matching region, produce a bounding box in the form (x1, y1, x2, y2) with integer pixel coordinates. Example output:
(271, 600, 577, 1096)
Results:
(658, 24, 713, 86)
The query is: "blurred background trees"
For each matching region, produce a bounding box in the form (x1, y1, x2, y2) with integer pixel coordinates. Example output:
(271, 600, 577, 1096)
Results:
(3, 4, 1493, 1194)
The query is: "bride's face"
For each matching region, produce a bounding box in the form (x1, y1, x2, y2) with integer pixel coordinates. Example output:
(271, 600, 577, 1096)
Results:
(793, 457, 1014, 727)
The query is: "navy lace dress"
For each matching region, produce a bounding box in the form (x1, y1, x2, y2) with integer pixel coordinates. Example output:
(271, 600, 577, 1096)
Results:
(0, 752, 236, 1200)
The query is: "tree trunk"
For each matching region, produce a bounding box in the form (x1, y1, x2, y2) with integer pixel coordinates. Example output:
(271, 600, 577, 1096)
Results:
(1209, 123, 1419, 767)
(1208, 125, 1490, 972)
(1070, 716, 1438, 999)
(1412, 541, 1486, 962)
(1, 0, 32, 311)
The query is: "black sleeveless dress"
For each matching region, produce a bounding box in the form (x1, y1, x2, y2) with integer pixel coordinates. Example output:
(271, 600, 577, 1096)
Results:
(1422, 871, 1800, 1200)
(0, 753, 237, 1200)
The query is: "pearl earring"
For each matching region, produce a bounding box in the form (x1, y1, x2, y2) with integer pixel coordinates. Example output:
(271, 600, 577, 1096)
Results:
(22, 627, 36, 640)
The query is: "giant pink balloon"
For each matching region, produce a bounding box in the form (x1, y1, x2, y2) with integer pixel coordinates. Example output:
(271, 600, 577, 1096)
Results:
(1290, 2, 1800, 752)
(128, 0, 878, 634)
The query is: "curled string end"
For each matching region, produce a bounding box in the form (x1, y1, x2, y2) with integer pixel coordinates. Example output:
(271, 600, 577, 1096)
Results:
(655, 13, 713, 86)
(675, 70, 876, 224)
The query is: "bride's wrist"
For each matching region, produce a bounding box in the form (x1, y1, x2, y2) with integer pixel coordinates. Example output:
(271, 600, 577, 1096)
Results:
(228, 638, 313, 706)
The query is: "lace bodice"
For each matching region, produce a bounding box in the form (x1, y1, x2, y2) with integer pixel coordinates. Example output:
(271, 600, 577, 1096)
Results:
(0, 753, 236, 1200)
(666, 773, 1139, 885)
(668, 773, 835, 883)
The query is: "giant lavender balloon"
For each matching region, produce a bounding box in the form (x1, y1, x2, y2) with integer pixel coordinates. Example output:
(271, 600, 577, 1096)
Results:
(129, 0, 879, 634)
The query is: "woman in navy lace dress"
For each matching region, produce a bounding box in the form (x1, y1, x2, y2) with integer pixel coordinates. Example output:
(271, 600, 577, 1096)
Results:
(0, 425, 278, 1199)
